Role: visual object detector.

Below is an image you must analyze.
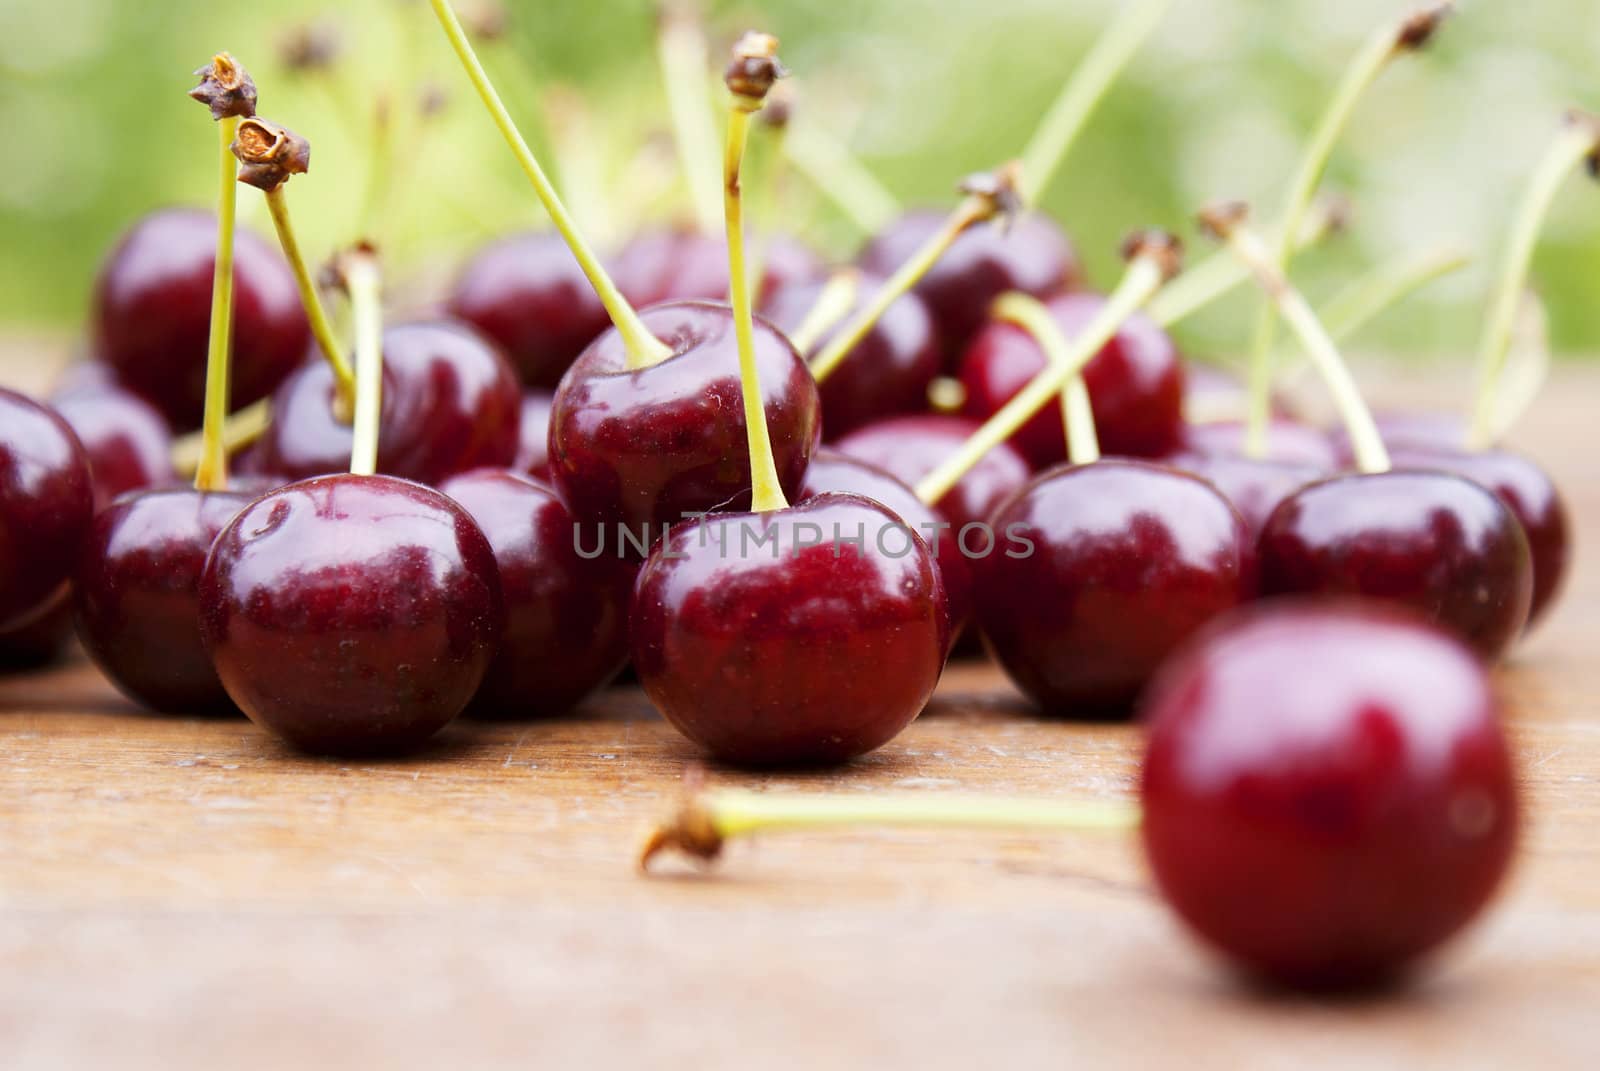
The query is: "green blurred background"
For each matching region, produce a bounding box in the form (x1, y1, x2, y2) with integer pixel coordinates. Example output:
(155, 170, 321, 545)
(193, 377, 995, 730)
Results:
(0, 0, 1595, 366)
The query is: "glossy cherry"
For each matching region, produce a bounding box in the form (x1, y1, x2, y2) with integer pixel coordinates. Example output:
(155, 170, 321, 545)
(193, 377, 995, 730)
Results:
(52, 386, 177, 506)
(1180, 362, 1297, 425)
(448, 230, 613, 388)
(631, 493, 946, 766)
(612, 226, 822, 307)
(1329, 409, 1467, 465)
(513, 389, 555, 480)
(438, 469, 632, 718)
(1141, 602, 1518, 990)
(975, 460, 1254, 717)
(959, 293, 1185, 465)
(91, 208, 311, 429)
(833, 414, 1031, 532)
(73, 488, 252, 713)
(0, 389, 94, 630)
(1167, 452, 1327, 539)
(200, 474, 502, 754)
(1258, 472, 1533, 660)
(548, 301, 820, 551)
(257, 319, 521, 485)
(857, 210, 1081, 363)
(1176, 417, 1338, 468)
(761, 272, 940, 439)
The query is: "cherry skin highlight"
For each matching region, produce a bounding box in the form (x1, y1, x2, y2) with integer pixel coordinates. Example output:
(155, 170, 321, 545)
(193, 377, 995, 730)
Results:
(833, 414, 1032, 532)
(630, 494, 946, 766)
(448, 230, 613, 388)
(613, 226, 823, 307)
(52, 386, 177, 506)
(959, 293, 1185, 465)
(1167, 452, 1329, 538)
(513, 389, 555, 480)
(975, 460, 1254, 717)
(1141, 602, 1518, 990)
(200, 474, 503, 755)
(1258, 472, 1533, 661)
(73, 488, 252, 713)
(761, 272, 940, 439)
(548, 301, 819, 553)
(257, 319, 521, 485)
(439, 469, 633, 718)
(91, 208, 311, 429)
(0, 389, 94, 630)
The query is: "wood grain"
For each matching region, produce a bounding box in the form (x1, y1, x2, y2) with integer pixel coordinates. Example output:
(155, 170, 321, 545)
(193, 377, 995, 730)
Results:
(1, 361, 1597, 1070)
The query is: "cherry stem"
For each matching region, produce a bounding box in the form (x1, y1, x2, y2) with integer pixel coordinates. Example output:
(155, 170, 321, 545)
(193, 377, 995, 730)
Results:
(811, 166, 1021, 383)
(1018, 0, 1172, 205)
(342, 249, 385, 477)
(356, 96, 394, 243)
(1244, 3, 1451, 459)
(657, 1, 723, 235)
(1202, 204, 1389, 475)
(1145, 195, 1347, 328)
(927, 376, 967, 414)
(195, 115, 241, 494)
(1488, 291, 1551, 444)
(170, 398, 272, 476)
(783, 121, 901, 234)
(429, 0, 672, 370)
(788, 269, 861, 355)
(1319, 245, 1471, 343)
(992, 292, 1100, 465)
(1467, 114, 1599, 450)
(263, 187, 356, 419)
(640, 787, 1140, 872)
(913, 236, 1178, 505)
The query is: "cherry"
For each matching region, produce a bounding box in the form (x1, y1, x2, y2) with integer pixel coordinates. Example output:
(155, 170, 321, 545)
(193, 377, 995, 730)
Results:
(1258, 472, 1533, 660)
(0, 389, 94, 631)
(256, 319, 521, 485)
(834, 414, 1031, 533)
(91, 208, 311, 429)
(1328, 410, 1466, 466)
(976, 460, 1254, 717)
(612, 226, 821, 308)
(438, 469, 632, 718)
(858, 211, 1081, 362)
(762, 272, 939, 438)
(548, 300, 819, 551)
(959, 293, 1184, 465)
(73, 488, 252, 712)
(1141, 602, 1517, 990)
(1177, 417, 1337, 468)
(200, 473, 502, 754)
(0, 593, 73, 670)
(1167, 452, 1327, 538)
(448, 230, 612, 388)
(513, 389, 555, 479)
(51, 386, 177, 507)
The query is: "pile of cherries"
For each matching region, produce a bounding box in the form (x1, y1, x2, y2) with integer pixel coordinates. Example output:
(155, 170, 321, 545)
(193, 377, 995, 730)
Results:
(0, 0, 1582, 992)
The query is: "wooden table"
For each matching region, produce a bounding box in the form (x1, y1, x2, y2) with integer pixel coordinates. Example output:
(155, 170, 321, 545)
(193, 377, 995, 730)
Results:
(2, 362, 1597, 1069)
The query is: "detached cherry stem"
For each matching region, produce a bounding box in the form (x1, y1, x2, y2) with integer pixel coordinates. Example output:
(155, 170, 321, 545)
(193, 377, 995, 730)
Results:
(992, 293, 1100, 465)
(1201, 202, 1390, 476)
(429, 0, 672, 370)
(913, 233, 1181, 506)
(338, 247, 385, 477)
(1244, 2, 1452, 459)
(810, 163, 1024, 384)
(1468, 111, 1600, 450)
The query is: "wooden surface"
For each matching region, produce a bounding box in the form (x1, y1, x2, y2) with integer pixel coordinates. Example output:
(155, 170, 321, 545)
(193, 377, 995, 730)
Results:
(1, 362, 1598, 1070)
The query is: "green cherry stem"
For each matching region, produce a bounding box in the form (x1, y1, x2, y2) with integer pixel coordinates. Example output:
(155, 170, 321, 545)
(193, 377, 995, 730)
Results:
(811, 163, 1023, 383)
(170, 397, 271, 476)
(1018, 0, 1172, 205)
(1467, 111, 1600, 449)
(429, 0, 672, 369)
(195, 112, 242, 492)
(914, 234, 1181, 506)
(788, 269, 862, 355)
(1318, 244, 1471, 342)
(992, 292, 1100, 465)
(657, 0, 724, 235)
(1488, 292, 1551, 444)
(1202, 203, 1389, 475)
(724, 33, 789, 514)
(640, 786, 1140, 871)
(782, 121, 902, 235)
(1242, 2, 1452, 459)
(341, 247, 385, 477)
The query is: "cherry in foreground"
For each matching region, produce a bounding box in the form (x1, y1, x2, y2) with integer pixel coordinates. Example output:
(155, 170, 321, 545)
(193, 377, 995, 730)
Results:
(0, 389, 94, 631)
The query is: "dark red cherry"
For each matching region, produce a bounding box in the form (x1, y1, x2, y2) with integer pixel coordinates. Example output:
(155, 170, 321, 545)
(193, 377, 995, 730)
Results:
(0, 591, 72, 671)
(798, 450, 967, 643)
(959, 293, 1184, 465)
(200, 474, 502, 755)
(761, 272, 940, 438)
(73, 488, 251, 713)
(513, 389, 555, 480)
(631, 494, 946, 766)
(1329, 409, 1467, 465)
(613, 226, 822, 307)
(1167, 452, 1327, 538)
(1258, 472, 1533, 660)
(548, 301, 820, 552)
(833, 414, 1031, 532)
(1180, 362, 1297, 425)
(438, 469, 632, 718)
(447, 230, 613, 388)
(92, 208, 311, 429)
(52, 386, 177, 506)
(1141, 602, 1518, 990)
(1385, 445, 1570, 628)
(975, 460, 1254, 717)
(0, 389, 94, 630)
(1176, 417, 1338, 468)
(857, 210, 1081, 363)
(257, 319, 521, 485)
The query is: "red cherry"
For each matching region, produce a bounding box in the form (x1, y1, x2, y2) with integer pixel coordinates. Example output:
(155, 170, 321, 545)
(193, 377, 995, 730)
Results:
(833, 414, 1031, 532)
(52, 386, 177, 506)
(0, 389, 94, 630)
(1167, 453, 1327, 538)
(612, 226, 823, 307)
(1176, 418, 1338, 468)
